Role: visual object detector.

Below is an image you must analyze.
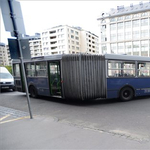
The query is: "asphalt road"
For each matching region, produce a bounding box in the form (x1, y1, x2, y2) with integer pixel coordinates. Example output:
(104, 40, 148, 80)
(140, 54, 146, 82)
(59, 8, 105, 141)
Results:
(1, 89, 150, 149)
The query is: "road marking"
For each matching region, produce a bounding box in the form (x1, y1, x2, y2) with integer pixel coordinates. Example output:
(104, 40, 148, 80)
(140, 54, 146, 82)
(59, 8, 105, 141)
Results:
(0, 114, 10, 121)
(0, 116, 30, 124)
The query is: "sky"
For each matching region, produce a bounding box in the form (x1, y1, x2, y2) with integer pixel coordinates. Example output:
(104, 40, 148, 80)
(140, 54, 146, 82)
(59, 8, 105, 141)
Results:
(0, 0, 144, 43)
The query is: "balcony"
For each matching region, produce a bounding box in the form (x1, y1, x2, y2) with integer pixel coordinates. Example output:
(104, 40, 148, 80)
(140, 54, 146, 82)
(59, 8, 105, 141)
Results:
(51, 46, 57, 50)
(50, 41, 57, 45)
(49, 30, 56, 34)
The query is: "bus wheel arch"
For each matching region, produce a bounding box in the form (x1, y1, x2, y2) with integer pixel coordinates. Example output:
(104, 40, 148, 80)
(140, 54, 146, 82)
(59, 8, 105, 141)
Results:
(119, 86, 134, 101)
(29, 85, 38, 98)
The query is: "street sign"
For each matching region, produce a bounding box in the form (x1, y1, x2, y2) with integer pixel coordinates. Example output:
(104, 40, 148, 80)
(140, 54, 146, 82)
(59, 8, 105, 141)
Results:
(0, 0, 26, 36)
(8, 38, 31, 59)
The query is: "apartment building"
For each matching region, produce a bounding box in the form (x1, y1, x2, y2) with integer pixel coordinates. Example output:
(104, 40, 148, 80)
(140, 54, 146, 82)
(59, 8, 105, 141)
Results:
(0, 43, 11, 66)
(41, 25, 99, 55)
(23, 33, 42, 58)
(29, 39, 42, 57)
(97, 2, 150, 56)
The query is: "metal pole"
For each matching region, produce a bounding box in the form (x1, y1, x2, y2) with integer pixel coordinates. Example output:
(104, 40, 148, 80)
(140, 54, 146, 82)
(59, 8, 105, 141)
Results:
(8, 0, 33, 119)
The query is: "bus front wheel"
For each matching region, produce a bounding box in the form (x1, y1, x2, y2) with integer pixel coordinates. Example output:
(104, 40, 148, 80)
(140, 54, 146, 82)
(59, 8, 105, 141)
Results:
(119, 87, 134, 101)
(29, 86, 38, 98)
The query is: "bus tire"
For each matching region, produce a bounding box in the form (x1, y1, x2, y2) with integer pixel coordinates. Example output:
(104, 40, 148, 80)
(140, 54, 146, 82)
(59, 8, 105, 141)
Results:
(29, 86, 38, 98)
(119, 87, 134, 101)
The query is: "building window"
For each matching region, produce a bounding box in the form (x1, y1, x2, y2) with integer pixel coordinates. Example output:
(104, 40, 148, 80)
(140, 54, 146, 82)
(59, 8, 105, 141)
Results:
(125, 42, 132, 55)
(101, 35, 107, 42)
(62, 45, 65, 49)
(110, 17, 116, 22)
(141, 29, 148, 38)
(75, 31, 78, 35)
(133, 20, 139, 27)
(117, 22, 123, 30)
(125, 15, 131, 19)
(110, 43, 117, 54)
(133, 41, 140, 56)
(118, 43, 124, 54)
(133, 31, 140, 39)
(110, 24, 116, 31)
(76, 47, 79, 50)
(125, 32, 131, 40)
(141, 18, 148, 26)
(125, 21, 131, 28)
(101, 19, 106, 23)
(101, 44, 107, 54)
(141, 12, 148, 17)
(133, 14, 139, 18)
(61, 34, 64, 38)
(71, 30, 74, 33)
(71, 35, 74, 39)
(102, 25, 106, 31)
(117, 33, 123, 40)
(141, 40, 148, 56)
(117, 16, 123, 21)
(75, 37, 79, 40)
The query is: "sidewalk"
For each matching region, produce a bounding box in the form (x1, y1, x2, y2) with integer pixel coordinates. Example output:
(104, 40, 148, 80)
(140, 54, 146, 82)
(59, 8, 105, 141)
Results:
(1, 115, 150, 149)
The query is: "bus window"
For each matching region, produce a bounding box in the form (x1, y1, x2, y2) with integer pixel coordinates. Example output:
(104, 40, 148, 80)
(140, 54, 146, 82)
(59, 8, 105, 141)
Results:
(35, 61, 47, 77)
(123, 62, 135, 77)
(138, 62, 150, 77)
(26, 63, 35, 77)
(108, 60, 135, 77)
(13, 64, 20, 77)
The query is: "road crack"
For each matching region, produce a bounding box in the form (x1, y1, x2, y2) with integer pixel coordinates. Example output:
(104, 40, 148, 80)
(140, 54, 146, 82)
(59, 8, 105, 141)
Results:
(58, 119, 150, 143)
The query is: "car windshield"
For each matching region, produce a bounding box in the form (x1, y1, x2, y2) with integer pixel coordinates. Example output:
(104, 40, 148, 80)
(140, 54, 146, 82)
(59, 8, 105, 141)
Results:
(0, 73, 13, 79)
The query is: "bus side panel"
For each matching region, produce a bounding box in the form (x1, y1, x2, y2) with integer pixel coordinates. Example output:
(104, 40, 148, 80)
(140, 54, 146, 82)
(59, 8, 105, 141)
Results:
(27, 77, 50, 96)
(107, 78, 150, 99)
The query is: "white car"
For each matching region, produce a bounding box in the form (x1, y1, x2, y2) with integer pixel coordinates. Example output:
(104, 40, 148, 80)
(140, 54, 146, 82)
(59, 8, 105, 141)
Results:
(0, 67, 15, 91)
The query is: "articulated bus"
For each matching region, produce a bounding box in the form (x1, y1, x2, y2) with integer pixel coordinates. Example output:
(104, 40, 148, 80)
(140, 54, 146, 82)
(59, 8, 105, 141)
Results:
(12, 54, 150, 101)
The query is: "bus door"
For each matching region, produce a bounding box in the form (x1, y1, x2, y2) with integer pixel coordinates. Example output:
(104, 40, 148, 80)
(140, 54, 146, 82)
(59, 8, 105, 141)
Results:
(13, 63, 25, 92)
(48, 62, 61, 97)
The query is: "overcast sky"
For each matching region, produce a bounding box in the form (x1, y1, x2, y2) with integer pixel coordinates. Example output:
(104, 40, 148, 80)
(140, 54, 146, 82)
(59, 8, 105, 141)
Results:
(0, 0, 144, 43)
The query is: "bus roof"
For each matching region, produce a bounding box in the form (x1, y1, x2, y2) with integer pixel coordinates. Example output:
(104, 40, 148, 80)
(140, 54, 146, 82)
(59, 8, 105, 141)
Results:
(105, 54, 150, 62)
(12, 54, 150, 64)
(12, 54, 63, 63)
(31, 54, 62, 61)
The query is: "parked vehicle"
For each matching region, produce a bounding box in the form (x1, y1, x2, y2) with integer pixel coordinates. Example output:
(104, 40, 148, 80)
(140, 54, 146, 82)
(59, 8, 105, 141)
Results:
(0, 67, 15, 91)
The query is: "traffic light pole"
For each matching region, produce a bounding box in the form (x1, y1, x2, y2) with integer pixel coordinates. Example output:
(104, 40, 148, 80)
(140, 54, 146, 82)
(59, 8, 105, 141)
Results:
(8, 0, 33, 119)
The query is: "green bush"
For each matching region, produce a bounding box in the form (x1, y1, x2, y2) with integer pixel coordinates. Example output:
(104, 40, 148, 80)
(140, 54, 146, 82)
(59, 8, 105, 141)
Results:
(3, 66, 12, 74)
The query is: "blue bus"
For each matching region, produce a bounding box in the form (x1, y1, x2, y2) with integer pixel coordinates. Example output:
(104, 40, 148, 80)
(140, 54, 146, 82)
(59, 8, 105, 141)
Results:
(12, 54, 150, 101)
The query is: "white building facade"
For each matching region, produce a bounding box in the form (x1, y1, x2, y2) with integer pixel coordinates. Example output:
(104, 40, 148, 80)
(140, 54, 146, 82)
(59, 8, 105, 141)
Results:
(0, 43, 11, 66)
(97, 2, 150, 57)
(29, 39, 42, 57)
(41, 25, 99, 55)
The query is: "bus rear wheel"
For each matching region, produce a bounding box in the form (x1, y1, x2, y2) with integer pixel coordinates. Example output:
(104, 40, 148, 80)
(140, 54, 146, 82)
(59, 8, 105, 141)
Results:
(29, 86, 38, 98)
(119, 87, 134, 101)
